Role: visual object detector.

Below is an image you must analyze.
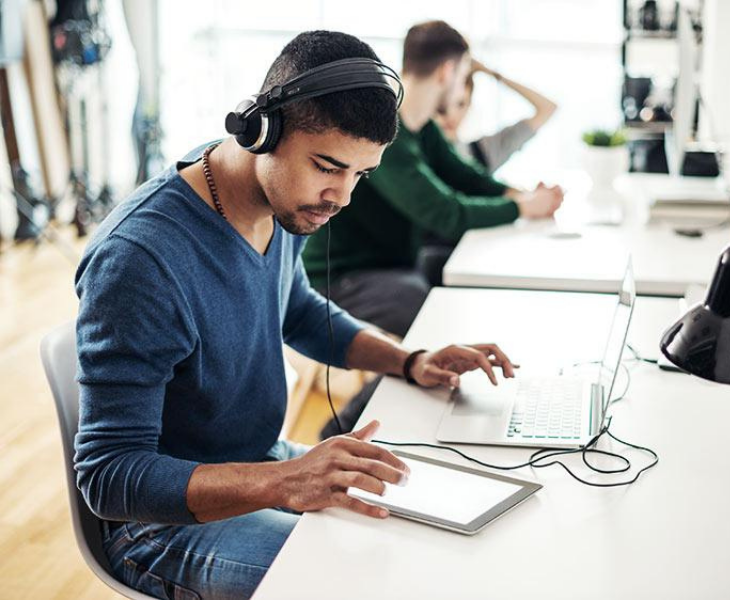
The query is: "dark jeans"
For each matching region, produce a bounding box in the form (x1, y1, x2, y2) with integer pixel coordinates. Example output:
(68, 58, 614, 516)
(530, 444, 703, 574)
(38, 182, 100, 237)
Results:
(322, 268, 431, 338)
(415, 243, 454, 288)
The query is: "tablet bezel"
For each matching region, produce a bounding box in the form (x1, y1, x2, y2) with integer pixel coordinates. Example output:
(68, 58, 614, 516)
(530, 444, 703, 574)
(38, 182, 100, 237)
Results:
(353, 450, 542, 535)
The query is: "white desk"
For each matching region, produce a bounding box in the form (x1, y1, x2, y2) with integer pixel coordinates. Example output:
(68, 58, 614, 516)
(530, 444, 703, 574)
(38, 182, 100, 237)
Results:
(442, 220, 727, 295)
(442, 172, 729, 295)
(254, 288, 730, 600)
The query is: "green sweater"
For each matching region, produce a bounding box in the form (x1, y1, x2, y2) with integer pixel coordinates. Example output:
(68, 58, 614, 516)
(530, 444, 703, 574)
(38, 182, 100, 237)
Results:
(303, 118, 520, 288)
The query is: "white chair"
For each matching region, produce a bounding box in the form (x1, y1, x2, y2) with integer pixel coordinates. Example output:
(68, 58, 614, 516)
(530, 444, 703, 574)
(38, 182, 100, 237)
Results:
(40, 321, 153, 600)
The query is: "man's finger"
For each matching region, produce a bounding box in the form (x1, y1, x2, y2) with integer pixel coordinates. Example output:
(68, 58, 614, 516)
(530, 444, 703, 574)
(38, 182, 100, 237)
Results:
(446, 346, 498, 385)
(471, 344, 518, 378)
(333, 471, 387, 497)
(475, 352, 498, 385)
(340, 456, 408, 486)
(338, 438, 409, 473)
(424, 363, 461, 388)
(349, 420, 379, 442)
(486, 345, 516, 378)
(334, 491, 389, 519)
(489, 357, 521, 372)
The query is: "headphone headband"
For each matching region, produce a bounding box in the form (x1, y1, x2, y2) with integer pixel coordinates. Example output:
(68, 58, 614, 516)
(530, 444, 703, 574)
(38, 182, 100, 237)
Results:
(226, 57, 403, 154)
(244, 59, 402, 117)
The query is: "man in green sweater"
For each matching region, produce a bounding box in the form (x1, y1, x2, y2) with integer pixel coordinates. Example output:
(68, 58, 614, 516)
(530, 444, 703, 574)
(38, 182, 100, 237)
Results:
(303, 21, 563, 339)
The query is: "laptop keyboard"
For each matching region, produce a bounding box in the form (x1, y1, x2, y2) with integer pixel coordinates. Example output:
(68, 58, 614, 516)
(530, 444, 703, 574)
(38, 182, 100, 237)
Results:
(507, 378, 585, 440)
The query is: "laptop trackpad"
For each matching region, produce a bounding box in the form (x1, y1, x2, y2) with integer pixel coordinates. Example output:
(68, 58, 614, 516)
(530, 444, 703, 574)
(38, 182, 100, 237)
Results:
(452, 390, 510, 416)
(438, 375, 515, 444)
(451, 373, 516, 416)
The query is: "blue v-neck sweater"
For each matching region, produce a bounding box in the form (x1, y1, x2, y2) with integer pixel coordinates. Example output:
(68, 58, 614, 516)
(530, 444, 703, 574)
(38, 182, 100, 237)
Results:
(74, 145, 363, 524)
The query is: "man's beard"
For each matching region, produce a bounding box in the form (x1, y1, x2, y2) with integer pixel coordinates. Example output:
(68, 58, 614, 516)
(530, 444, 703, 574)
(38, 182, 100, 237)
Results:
(275, 211, 314, 235)
(275, 202, 341, 236)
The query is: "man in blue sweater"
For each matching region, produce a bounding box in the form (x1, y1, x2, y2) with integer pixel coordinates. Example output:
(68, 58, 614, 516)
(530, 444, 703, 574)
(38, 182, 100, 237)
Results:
(75, 31, 516, 599)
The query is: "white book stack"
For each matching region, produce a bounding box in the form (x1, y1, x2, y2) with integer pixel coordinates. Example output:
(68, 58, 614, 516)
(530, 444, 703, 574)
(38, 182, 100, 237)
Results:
(646, 177, 730, 225)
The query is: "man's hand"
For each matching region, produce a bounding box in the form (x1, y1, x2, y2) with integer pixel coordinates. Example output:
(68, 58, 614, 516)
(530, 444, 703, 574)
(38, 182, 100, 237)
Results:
(471, 58, 499, 80)
(408, 344, 517, 389)
(513, 182, 564, 219)
(277, 420, 409, 519)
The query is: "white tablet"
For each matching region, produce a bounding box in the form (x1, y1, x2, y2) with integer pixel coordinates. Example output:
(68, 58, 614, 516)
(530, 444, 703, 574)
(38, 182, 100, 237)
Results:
(348, 451, 542, 535)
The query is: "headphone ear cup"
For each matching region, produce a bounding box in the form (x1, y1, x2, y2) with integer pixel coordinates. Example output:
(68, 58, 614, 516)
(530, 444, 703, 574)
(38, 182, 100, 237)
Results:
(251, 109, 282, 155)
(226, 98, 265, 151)
(235, 110, 263, 151)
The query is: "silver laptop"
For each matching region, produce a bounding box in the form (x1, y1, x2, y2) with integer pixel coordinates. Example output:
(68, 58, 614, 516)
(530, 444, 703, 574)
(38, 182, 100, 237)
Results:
(436, 260, 636, 449)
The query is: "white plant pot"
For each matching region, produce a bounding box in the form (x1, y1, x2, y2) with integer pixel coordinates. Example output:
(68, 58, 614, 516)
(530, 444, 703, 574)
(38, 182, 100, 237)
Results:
(582, 144, 629, 192)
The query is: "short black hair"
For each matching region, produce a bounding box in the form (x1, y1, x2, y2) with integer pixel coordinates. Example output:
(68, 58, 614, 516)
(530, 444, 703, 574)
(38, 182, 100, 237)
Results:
(402, 21, 469, 77)
(262, 31, 398, 145)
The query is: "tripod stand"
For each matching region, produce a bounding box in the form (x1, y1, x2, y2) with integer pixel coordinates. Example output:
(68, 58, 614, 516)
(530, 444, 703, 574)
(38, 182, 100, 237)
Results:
(58, 62, 114, 237)
(51, 1, 114, 237)
(0, 66, 52, 242)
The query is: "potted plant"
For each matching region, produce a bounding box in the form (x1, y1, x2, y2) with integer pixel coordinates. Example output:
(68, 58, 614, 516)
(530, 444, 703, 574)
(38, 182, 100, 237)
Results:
(581, 129, 629, 191)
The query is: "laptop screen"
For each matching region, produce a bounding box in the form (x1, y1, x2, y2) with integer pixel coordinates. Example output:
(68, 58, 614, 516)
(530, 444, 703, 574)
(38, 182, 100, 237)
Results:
(596, 261, 636, 428)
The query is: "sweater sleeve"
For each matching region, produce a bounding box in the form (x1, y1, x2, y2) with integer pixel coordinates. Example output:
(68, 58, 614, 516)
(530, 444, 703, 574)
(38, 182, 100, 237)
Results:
(74, 235, 201, 524)
(471, 118, 536, 172)
(282, 254, 364, 367)
(368, 129, 520, 243)
(421, 121, 512, 197)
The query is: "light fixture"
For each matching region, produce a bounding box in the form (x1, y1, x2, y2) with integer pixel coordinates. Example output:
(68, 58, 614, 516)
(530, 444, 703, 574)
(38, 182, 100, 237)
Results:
(660, 245, 730, 384)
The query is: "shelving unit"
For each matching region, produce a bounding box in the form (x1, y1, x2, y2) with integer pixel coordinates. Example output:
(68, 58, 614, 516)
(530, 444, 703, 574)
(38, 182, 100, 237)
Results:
(620, 0, 700, 172)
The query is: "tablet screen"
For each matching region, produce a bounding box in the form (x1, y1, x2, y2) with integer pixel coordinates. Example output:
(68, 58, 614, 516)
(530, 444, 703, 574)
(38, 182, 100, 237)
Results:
(349, 453, 525, 526)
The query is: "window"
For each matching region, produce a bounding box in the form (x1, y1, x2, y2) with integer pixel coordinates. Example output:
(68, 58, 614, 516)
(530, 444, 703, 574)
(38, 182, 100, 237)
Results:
(158, 0, 623, 179)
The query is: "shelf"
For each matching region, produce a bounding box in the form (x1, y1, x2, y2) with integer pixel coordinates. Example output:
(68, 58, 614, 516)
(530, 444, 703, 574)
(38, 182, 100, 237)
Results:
(625, 121, 671, 133)
(625, 29, 677, 40)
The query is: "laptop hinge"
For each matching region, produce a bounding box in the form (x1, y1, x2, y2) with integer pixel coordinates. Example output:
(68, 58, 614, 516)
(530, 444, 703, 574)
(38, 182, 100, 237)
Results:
(589, 383, 603, 436)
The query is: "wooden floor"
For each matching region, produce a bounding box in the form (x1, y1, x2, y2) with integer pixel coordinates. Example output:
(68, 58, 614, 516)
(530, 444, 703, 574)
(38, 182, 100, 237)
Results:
(0, 226, 346, 599)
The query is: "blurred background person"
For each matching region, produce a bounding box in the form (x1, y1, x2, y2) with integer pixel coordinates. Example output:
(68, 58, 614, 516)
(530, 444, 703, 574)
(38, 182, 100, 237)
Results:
(435, 58, 557, 174)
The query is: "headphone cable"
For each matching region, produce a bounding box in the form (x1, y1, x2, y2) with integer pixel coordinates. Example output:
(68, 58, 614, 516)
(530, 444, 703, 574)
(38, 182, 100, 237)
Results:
(325, 220, 344, 434)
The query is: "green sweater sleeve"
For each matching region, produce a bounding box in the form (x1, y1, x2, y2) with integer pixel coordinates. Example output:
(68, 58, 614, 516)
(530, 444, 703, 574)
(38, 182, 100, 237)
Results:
(367, 124, 519, 243)
(419, 120, 510, 197)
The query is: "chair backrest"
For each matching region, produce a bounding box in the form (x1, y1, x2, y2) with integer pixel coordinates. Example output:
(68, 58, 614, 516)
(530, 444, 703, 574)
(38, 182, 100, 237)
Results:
(40, 322, 152, 600)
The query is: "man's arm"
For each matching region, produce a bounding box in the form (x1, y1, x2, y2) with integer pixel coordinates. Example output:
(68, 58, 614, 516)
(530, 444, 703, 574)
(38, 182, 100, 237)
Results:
(345, 328, 409, 376)
(473, 59, 558, 132)
(186, 420, 408, 522)
(420, 121, 563, 219)
(76, 237, 202, 524)
(418, 120, 514, 198)
(281, 250, 519, 387)
(282, 255, 365, 366)
(369, 138, 520, 243)
(471, 120, 537, 173)
(345, 328, 517, 388)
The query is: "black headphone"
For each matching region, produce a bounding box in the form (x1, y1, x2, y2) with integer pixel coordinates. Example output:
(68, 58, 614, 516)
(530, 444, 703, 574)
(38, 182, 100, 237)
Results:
(224, 57, 404, 154)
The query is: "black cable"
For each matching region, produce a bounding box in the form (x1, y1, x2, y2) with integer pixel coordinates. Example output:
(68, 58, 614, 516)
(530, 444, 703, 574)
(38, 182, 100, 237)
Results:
(325, 220, 344, 435)
(322, 237, 658, 486)
(372, 415, 659, 488)
(626, 343, 658, 365)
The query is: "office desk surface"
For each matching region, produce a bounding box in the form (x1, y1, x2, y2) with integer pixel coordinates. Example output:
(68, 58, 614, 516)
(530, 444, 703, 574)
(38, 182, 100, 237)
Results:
(442, 220, 728, 295)
(254, 289, 730, 600)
